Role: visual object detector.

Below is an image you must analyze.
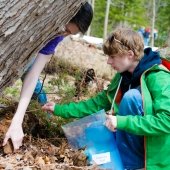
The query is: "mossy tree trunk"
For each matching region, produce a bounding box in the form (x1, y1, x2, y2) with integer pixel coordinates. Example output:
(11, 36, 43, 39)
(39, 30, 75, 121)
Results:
(0, 0, 85, 95)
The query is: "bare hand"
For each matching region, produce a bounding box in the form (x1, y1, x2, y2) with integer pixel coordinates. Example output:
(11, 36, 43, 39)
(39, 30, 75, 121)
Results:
(3, 122, 24, 150)
(42, 102, 55, 114)
(105, 115, 117, 132)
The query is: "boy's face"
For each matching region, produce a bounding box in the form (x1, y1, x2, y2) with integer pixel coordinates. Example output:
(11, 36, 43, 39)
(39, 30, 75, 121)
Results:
(107, 51, 138, 73)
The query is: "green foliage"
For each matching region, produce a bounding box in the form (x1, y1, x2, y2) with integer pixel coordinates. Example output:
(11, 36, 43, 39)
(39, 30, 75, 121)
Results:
(3, 80, 22, 100)
(109, 0, 149, 29)
(24, 101, 68, 138)
(156, 0, 170, 46)
(59, 84, 76, 101)
(90, 0, 150, 38)
(90, 0, 106, 37)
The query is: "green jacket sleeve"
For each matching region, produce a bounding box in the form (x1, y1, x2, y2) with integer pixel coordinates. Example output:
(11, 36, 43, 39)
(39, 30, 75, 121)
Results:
(117, 69, 170, 136)
(54, 90, 111, 118)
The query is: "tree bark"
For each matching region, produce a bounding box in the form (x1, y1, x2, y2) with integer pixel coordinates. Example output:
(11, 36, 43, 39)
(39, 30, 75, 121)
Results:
(0, 0, 85, 95)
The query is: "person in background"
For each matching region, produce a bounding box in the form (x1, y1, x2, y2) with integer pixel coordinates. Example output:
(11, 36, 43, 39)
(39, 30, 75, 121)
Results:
(3, 2, 93, 150)
(137, 26, 145, 39)
(154, 28, 158, 40)
(43, 28, 170, 170)
(143, 27, 150, 46)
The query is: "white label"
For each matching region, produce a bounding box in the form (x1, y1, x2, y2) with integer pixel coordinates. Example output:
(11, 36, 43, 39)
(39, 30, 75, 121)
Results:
(92, 152, 111, 165)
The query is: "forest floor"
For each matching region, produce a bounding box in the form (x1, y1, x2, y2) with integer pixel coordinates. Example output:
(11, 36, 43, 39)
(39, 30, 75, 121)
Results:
(0, 36, 170, 170)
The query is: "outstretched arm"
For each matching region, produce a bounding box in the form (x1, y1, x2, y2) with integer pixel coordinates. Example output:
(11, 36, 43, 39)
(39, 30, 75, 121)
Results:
(3, 35, 64, 149)
(3, 53, 51, 149)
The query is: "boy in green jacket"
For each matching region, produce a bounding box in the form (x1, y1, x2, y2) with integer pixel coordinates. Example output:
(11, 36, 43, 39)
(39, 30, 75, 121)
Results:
(43, 28, 170, 170)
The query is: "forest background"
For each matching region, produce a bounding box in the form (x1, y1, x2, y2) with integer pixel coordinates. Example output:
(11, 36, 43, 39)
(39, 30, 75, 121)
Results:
(87, 0, 170, 47)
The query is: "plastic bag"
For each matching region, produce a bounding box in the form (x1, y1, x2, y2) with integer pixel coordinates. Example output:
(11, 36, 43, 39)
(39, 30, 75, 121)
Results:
(62, 110, 106, 149)
(62, 110, 124, 170)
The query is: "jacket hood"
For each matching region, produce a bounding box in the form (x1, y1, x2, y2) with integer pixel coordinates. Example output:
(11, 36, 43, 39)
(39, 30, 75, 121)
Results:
(120, 48, 161, 94)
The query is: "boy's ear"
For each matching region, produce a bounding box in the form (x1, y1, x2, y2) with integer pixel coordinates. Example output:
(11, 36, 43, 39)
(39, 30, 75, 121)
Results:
(128, 50, 135, 59)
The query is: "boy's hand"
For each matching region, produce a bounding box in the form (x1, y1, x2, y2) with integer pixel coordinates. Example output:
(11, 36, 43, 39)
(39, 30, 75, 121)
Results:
(105, 115, 117, 132)
(42, 102, 55, 114)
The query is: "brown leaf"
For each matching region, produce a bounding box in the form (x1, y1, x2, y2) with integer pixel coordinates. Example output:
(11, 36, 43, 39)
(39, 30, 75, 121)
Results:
(23, 151, 34, 164)
(35, 156, 45, 166)
(3, 140, 13, 154)
(44, 156, 50, 164)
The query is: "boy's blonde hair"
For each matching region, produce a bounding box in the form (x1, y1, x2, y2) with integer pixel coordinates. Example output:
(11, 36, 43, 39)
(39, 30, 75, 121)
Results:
(103, 28, 144, 60)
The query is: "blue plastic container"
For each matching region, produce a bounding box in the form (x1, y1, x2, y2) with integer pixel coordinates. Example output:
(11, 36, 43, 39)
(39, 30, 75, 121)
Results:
(85, 121, 124, 170)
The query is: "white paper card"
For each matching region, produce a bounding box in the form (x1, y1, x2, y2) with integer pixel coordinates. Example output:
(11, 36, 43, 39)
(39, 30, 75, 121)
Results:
(92, 152, 111, 165)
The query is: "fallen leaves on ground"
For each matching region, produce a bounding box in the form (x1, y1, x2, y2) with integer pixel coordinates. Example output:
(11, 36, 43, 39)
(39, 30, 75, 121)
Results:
(0, 109, 101, 170)
(0, 135, 100, 170)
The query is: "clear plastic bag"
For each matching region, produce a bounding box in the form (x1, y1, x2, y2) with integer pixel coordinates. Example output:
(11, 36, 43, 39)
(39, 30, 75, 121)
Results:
(62, 110, 106, 149)
(62, 110, 124, 170)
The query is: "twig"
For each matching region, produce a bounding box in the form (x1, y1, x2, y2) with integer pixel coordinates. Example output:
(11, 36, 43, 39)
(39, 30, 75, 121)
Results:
(26, 109, 41, 113)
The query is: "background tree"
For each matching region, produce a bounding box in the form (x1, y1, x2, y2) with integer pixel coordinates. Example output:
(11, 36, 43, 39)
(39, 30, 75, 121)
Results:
(87, 0, 95, 36)
(151, 0, 156, 47)
(103, 0, 111, 39)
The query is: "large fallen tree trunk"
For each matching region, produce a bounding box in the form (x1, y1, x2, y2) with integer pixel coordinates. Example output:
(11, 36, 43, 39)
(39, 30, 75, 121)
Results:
(0, 0, 85, 95)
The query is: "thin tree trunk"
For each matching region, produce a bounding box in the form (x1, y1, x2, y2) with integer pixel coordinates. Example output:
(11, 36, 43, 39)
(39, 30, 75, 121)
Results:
(103, 0, 111, 39)
(86, 0, 95, 36)
(151, 0, 156, 47)
(0, 0, 85, 95)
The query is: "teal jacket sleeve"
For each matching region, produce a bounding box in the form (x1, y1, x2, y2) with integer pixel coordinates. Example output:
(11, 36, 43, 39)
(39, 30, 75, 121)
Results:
(54, 90, 111, 118)
(117, 69, 170, 136)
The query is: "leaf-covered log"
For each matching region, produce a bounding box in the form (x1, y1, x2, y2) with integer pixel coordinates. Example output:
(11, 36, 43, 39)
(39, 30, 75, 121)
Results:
(0, 0, 85, 94)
